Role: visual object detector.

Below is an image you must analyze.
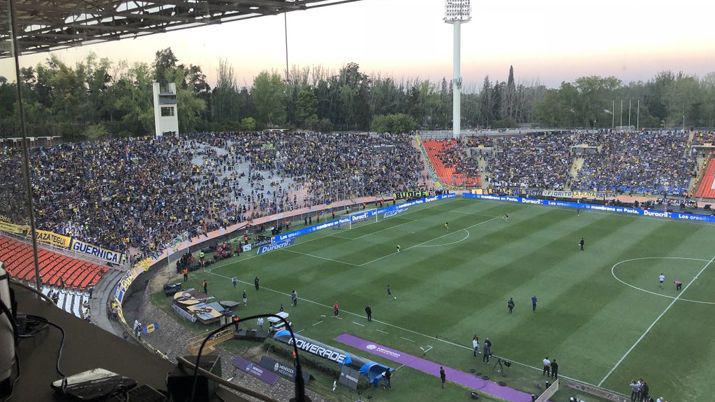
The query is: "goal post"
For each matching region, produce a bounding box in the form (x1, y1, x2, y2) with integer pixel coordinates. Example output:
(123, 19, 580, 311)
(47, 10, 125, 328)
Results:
(535, 379, 559, 402)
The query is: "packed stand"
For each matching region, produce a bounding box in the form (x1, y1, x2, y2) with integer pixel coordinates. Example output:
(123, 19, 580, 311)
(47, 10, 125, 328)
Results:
(273, 132, 423, 205)
(423, 139, 480, 187)
(692, 130, 715, 146)
(572, 130, 695, 195)
(482, 133, 576, 191)
(0, 132, 422, 258)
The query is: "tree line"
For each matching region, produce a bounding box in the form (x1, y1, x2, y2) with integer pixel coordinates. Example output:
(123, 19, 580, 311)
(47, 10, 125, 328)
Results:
(1, 47, 715, 139)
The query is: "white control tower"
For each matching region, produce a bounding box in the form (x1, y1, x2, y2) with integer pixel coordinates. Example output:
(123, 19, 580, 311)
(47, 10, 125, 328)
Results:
(444, 0, 471, 138)
(153, 82, 179, 137)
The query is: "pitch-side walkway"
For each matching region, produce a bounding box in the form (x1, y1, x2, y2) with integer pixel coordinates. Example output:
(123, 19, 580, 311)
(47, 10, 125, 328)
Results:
(336, 333, 534, 402)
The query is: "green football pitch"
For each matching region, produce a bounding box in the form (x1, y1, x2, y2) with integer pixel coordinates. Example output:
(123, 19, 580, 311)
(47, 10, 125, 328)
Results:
(170, 198, 715, 401)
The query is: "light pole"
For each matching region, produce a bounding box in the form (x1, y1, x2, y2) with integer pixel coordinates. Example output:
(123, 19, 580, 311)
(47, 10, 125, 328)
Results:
(612, 100, 615, 129)
(284, 12, 289, 82)
(604, 108, 614, 129)
(636, 99, 640, 130)
(445, 0, 471, 139)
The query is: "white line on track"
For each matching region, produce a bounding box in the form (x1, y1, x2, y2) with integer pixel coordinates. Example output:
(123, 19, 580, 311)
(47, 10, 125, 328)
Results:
(207, 270, 606, 390)
(598, 254, 715, 386)
(610, 256, 715, 305)
(353, 321, 366, 327)
(358, 217, 498, 266)
(420, 345, 433, 354)
(415, 229, 470, 248)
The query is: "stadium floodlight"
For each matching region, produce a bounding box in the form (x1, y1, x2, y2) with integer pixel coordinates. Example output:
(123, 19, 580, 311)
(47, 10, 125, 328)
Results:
(445, 0, 471, 139)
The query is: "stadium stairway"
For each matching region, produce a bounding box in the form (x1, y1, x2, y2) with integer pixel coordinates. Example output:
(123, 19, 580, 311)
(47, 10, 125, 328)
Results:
(695, 158, 715, 198)
(41, 286, 90, 319)
(0, 234, 109, 290)
(88, 269, 126, 334)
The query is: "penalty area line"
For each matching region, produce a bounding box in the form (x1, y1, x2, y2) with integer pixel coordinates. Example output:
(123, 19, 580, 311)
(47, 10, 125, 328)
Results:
(359, 216, 498, 266)
(598, 254, 715, 387)
(207, 270, 602, 391)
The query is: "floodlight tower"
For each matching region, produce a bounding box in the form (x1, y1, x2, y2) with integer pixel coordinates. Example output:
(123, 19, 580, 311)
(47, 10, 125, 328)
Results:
(445, 0, 471, 138)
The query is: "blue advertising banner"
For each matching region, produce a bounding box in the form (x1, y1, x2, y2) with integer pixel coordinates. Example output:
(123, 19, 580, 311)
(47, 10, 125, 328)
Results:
(256, 238, 295, 255)
(462, 193, 715, 223)
(272, 193, 456, 243)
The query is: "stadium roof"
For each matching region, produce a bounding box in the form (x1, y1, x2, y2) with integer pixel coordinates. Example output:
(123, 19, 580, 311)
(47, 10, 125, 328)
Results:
(1, 0, 360, 58)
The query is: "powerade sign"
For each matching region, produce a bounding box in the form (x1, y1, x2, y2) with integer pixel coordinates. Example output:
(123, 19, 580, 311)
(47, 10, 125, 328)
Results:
(257, 238, 295, 255)
(462, 193, 715, 223)
(272, 193, 456, 243)
(274, 331, 348, 364)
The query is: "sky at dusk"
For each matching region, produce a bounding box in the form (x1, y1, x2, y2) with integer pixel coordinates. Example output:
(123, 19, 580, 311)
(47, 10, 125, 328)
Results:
(4, 0, 715, 89)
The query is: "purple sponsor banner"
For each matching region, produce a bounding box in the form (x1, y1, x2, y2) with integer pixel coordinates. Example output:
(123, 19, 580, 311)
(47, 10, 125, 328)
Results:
(336, 333, 534, 402)
(232, 356, 279, 385)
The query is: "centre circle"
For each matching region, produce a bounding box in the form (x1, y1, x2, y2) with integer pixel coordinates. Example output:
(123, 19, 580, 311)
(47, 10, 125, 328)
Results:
(610, 257, 715, 305)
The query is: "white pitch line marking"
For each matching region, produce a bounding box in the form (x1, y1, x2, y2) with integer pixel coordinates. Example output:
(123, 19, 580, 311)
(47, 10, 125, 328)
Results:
(351, 216, 418, 239)
(394, 364, 406, 372)
(400, 336, 416, 343)
(610, 256, 715, 305)
(207, 198, 470, 273)
(352, 321, 366, 327)
(359, 217, 498, 266)
(296, 329, 304, 334)
(312, 320, 324, 327)
(281, 248, 359, 267)
(598, 255, 715, 386)
(207, 246, 604, 391)
(416, 229, 470, 248)
(420, 345, 433, 354)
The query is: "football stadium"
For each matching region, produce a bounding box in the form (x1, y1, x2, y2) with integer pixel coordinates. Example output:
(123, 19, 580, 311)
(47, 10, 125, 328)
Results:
(2, 1, 715, 402)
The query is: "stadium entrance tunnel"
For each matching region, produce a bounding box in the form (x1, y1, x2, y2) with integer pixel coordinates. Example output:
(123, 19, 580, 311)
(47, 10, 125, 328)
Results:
(611, 256, 715, 305)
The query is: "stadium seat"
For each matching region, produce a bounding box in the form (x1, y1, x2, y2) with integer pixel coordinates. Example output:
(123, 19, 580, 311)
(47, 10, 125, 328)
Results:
(695, 159, 715, 199)
(0, 235, 108, 289)
(423, 139, 481, 187)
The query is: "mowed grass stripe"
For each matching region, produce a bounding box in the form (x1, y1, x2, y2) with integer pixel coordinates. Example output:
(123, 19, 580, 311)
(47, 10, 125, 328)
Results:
(200, 199, 715, 400)
(292, 201, 512, 266)
(490, 217, 675, 381)
(288, 204, 528, 300)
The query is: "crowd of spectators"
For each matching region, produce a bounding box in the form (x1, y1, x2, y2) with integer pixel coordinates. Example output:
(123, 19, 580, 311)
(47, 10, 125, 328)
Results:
(0, 131, 423, 258)
(481, 133, 575, 190)
(0, 129, 705, 258)
(456, 130, 696, 195)
(572, 130, 695, 195)
(692, 130, 715, 145)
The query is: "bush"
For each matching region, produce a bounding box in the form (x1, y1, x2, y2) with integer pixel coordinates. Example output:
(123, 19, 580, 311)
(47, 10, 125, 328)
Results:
(371, 113, 417, 134)
(83, 123, 109, 140)
(240, 117, 257, 131)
